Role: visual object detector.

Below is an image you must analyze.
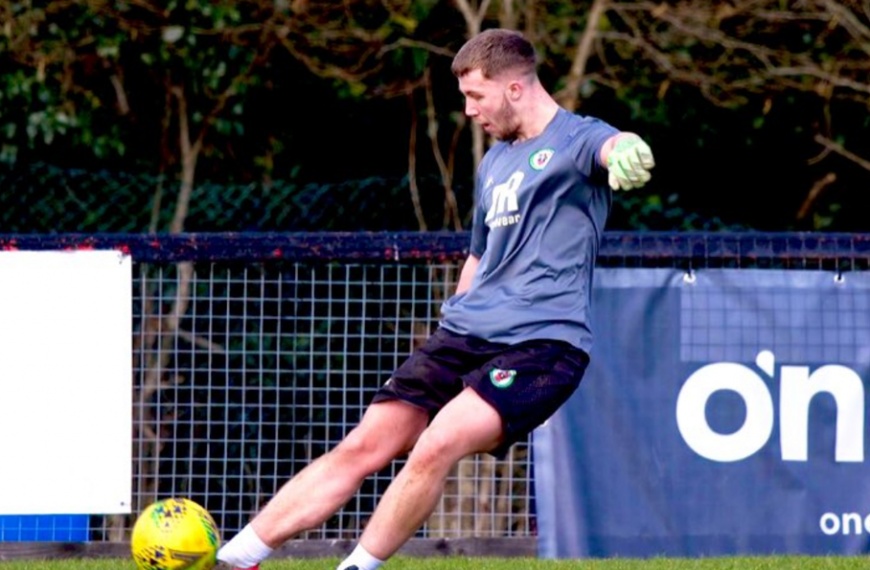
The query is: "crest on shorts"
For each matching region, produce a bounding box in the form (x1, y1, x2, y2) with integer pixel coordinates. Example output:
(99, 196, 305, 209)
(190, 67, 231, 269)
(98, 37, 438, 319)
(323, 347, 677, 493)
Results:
(489, 368, 517, 388)
(529, 148, 554, 171)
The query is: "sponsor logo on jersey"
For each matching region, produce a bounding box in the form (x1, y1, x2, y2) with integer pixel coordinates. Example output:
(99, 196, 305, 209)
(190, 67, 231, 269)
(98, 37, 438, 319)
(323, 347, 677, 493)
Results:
(485, 171, 523, 229)
(529, 148, 555, 171)
(490, 368, 517, 388)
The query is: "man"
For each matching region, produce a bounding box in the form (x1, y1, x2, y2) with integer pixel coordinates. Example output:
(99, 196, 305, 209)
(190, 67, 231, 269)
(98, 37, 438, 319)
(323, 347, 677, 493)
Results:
(217, 27, 654, 570)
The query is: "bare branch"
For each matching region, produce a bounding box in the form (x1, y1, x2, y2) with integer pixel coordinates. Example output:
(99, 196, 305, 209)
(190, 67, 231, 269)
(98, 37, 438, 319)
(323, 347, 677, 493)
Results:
(406, 92, 428, 231)
(379, 37, 456, 58)
(423, 69, 462, 230)
(453, 0, 494, 35)
(814, 134, 870, 171)
(556, 0, 610, 111)
(796, 172, 837, 221)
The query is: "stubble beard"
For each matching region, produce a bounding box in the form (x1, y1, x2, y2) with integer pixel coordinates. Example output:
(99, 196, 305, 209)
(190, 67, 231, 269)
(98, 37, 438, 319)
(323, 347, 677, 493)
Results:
(491, 96, 520, 142)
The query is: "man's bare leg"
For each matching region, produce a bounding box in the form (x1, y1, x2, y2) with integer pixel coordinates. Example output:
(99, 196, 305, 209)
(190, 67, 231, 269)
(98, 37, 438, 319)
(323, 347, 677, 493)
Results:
(218, 400, 429, 567)
(346, 387, 503, 564)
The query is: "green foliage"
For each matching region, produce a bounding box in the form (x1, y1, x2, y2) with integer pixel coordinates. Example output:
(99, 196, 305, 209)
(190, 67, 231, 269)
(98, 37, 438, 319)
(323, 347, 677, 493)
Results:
(609, 190, 740, 232)
(0, 160, 726, 233)
(1, 0, 868, 232)
(0, 0, 276, 172)
(0, 2, 126, 163)
(0, 163, 445, 232)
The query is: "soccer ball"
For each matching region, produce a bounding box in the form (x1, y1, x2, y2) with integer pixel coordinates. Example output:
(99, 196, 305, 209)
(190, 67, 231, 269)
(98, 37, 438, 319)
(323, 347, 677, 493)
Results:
(131, 497, 221, 570)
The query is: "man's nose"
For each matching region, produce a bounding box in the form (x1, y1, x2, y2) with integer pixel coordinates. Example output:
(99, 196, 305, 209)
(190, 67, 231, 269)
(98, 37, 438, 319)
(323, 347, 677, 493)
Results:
(465, 101, 478, 116)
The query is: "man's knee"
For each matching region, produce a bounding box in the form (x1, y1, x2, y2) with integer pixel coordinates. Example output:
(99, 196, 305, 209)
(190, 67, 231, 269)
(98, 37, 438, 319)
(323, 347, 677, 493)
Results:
(406, 426, 465, 470)
(332, 424, 412, 472)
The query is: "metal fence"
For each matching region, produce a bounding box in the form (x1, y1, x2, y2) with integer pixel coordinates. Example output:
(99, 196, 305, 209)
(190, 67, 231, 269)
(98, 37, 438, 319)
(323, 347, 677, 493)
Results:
(0, 164, 459, 234)
(1, 231, 869, 551)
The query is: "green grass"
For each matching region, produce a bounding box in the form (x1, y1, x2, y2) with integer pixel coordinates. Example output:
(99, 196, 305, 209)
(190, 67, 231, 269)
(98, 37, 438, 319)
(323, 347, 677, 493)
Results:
(0, 556, 868, 570)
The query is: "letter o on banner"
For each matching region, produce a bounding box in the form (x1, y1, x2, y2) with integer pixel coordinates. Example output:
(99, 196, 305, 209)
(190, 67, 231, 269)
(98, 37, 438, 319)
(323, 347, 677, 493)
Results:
(676, 362, 774, 462)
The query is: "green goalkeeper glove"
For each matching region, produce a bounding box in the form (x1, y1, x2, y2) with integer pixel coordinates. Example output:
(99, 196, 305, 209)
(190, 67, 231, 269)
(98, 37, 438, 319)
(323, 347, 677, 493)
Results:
(607, 134, 655, 191)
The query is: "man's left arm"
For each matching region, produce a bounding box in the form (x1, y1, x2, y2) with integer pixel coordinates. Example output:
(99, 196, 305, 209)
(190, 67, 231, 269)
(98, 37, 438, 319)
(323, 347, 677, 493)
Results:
(599, 132, 656, 191)
(454, 254, 480, 295)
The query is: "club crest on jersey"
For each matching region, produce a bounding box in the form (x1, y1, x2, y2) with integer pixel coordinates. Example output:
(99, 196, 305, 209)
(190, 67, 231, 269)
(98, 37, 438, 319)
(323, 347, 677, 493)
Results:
(529, 148, 554, 171)
(489, 368, 517, 388)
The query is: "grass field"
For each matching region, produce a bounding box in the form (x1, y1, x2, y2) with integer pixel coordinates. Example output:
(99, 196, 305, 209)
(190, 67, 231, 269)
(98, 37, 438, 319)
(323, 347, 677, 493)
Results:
(0, 556, 868, 570)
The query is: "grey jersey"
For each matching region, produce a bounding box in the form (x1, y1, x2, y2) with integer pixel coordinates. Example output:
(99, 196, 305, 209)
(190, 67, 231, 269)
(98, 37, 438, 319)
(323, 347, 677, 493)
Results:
(440, 108, 617, 352)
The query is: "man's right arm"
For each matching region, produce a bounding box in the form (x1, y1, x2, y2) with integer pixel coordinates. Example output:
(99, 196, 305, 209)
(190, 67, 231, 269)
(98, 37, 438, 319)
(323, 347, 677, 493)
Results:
(455, 254, 480, 295)
(599, 132, 655, 191)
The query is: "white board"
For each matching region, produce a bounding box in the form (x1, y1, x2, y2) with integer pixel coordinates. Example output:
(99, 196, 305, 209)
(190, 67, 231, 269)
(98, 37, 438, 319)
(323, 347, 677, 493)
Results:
(0, 250, 132, 514)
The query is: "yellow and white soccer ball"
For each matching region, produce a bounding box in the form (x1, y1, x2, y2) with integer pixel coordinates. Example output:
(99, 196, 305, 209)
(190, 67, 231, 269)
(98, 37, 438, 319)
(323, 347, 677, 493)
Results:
(131, 497, 221, 570)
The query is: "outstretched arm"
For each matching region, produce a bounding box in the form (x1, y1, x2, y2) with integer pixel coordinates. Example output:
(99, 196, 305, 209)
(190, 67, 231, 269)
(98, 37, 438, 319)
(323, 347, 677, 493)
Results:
(599, 132, 656, 191)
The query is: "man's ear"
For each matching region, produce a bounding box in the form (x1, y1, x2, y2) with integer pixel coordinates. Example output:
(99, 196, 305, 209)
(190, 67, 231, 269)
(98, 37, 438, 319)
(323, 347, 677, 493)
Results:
(507, 81, 522, 101)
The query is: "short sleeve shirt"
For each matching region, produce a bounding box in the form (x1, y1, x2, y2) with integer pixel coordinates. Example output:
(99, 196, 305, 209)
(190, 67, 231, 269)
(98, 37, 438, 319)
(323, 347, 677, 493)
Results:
(439, 108, 618, 352)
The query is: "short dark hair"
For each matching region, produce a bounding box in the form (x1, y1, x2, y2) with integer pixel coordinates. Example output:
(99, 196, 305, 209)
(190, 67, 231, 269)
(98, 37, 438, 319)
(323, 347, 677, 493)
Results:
(451, 28, 537, 79)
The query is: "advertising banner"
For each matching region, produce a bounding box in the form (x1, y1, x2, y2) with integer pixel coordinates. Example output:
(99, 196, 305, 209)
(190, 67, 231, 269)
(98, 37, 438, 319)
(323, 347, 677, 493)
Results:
(534, 268, 870, 557)
(0, 251, 132, 515)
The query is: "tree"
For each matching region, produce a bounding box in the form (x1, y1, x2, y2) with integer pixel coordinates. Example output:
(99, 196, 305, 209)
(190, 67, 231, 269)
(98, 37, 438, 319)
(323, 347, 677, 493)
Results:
(4, 0, 870, 231)
(1, 0, 292, 539)
(536, 0, 870, 228)
(270, 0, 870, 229)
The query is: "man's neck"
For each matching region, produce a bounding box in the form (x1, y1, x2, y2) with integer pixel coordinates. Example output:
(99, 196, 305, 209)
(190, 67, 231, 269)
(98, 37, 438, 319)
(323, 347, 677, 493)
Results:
(515, 95, 560, 142)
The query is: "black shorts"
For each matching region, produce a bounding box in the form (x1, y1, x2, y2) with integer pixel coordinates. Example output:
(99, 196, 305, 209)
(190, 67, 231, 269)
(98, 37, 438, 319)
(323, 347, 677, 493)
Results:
(372, 327, 589, 457)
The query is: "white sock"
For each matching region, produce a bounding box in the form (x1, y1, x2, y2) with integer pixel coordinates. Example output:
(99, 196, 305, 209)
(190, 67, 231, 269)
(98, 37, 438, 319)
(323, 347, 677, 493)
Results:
(216, 524, 274, 568)
(336, 543, 385, 570)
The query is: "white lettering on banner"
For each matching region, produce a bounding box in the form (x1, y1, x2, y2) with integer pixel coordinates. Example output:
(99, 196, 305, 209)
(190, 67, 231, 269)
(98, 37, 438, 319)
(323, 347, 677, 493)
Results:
(676, 350, 865, 463)
(820, 512, 870, 535)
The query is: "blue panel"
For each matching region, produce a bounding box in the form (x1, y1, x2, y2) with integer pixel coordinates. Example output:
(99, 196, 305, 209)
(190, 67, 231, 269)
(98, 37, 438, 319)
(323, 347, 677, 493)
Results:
(0, 515, 90, 542)
(535, 268, 870, 558)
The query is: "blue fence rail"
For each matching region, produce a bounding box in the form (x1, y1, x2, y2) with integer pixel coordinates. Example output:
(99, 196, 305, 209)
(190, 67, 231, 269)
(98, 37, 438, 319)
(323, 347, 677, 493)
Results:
(1, 231, 869, 267)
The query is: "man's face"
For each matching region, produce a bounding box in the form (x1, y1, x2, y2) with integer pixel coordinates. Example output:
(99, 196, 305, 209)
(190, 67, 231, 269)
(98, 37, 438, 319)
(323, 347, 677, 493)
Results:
(458, 69, 520, 142)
